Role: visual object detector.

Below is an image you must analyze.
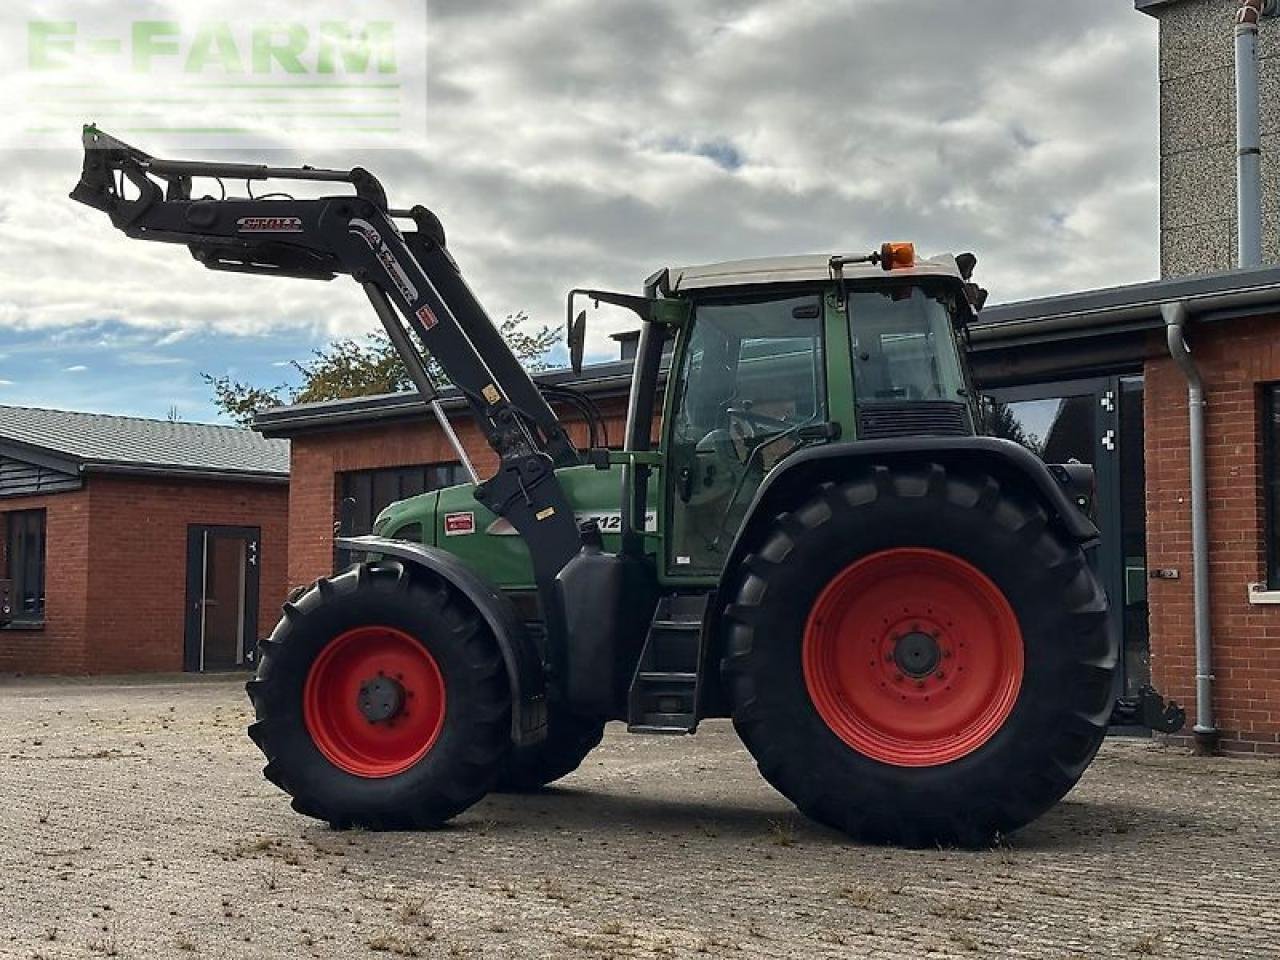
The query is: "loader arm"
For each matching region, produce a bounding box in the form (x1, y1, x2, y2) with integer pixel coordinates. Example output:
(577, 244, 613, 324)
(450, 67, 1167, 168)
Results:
(71, 126, 585, 607)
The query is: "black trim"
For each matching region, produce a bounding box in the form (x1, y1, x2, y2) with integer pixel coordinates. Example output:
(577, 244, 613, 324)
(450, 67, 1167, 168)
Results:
(1265, 385, 1280, 590)
(183, 525, 262, 672)
(254, 363, 641, 438)
(5, 509, 46, 624)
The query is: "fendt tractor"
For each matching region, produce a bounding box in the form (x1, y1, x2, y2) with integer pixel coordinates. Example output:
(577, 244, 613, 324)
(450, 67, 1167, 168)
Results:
(72, 126, 1182, 847)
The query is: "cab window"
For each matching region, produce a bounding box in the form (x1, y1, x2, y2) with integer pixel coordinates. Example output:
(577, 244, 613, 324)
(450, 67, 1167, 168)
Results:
(667, 294, 825, 574)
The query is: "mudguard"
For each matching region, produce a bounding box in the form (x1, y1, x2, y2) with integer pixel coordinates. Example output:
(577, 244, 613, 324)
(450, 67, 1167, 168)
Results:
(337, 535, 547, 747)
(722, 436, 1100, 582)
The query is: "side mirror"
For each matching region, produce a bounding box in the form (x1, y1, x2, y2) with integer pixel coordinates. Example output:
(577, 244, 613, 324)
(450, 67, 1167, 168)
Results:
(566, 287, 664, 373)
(569, 310, 587, 374)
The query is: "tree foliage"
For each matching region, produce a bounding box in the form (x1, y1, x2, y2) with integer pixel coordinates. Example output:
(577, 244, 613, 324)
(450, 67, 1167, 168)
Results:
(206, 312, 560, 426)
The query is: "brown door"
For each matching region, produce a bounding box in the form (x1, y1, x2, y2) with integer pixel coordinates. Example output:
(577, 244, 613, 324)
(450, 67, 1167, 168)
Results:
(184, 525, 261, 672)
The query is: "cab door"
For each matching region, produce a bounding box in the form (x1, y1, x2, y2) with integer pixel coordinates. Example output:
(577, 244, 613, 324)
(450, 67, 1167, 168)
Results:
(663, 292, 827, 579)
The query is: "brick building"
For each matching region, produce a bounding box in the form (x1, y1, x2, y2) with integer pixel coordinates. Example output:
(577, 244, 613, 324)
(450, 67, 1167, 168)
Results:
(0, 406, 288, 675)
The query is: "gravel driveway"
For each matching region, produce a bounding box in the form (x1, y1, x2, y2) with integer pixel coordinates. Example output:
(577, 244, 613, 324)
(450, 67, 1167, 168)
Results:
(2, 676, 1278, 959)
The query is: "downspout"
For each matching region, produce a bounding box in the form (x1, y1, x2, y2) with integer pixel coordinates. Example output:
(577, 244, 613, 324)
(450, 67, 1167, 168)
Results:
(1236, 0, 1273, 268)
(1162, 301, 1217, 753)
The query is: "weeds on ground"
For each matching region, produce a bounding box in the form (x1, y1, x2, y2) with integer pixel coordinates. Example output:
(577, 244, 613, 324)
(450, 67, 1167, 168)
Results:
(540, 876, 573, 902)
(949, 929, 980, 952)
(367, 931, 421, 956)
(767, 818, 795, 847)
(1132, 932, 1164, 955)
(87, 924, 120, 956)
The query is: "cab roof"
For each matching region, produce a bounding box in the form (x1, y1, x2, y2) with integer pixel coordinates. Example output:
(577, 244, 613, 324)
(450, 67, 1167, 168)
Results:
(669, 252, 966, 293)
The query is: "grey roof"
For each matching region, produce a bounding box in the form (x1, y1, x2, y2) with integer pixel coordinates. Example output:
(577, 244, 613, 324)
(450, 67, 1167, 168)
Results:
(1134, 0, 1181, 14)
(0, 405, 290, 481)
(255, 360, 639, 437)
(974, 263, 1280, 343)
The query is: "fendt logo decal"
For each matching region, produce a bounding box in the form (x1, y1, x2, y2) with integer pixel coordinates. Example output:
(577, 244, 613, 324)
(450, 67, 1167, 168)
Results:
(236, 216, 303, 233)
(347, 218, 419, 303)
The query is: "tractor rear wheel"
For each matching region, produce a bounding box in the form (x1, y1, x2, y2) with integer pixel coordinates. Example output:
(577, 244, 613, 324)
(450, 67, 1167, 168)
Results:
(246, 561, 511, 829)
(494, 710, 606, 792)
(721, 463, 1116, 847)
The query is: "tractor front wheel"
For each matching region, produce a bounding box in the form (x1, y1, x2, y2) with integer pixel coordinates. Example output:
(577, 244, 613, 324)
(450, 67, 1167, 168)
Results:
(246, 561, 511, 829)
(721, 464, 1117, 847)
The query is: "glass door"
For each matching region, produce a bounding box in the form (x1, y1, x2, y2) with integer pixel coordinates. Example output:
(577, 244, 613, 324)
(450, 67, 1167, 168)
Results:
(986, 377, 1148, 704)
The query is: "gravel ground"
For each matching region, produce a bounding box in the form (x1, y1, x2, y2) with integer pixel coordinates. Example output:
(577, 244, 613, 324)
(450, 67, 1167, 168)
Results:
(1, 676, 1279, 960)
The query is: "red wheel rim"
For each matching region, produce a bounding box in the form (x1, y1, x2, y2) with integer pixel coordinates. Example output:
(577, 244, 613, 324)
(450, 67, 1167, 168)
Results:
(303, 626, 446, 778)
(803, 548, 1023, 767)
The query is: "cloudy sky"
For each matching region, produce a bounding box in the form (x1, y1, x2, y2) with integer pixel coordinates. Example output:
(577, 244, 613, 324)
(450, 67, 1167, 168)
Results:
(0, 0, 1159, 422)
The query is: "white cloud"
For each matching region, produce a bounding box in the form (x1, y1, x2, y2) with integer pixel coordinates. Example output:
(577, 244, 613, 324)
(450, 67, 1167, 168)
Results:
(0, 0, 1158, 370)
(63, 364, 88, 372)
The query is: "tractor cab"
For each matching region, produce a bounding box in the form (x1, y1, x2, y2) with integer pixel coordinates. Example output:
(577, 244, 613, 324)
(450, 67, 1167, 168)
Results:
(613, 247, 986, 578)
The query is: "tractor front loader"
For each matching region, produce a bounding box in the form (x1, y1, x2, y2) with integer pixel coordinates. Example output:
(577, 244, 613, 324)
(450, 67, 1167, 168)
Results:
(72, 126, 1181, 846)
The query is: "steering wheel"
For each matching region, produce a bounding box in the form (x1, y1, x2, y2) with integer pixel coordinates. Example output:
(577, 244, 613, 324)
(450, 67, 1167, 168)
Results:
(725, 403, 792, 461)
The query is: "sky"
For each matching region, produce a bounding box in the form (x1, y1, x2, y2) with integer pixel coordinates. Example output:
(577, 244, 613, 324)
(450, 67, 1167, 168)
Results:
(0, 0, 1160, 424)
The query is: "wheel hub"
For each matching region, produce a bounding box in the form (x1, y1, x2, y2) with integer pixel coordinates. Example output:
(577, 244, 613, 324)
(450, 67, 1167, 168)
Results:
(357, 674, 406, 724)
(893, 631, 941, 679)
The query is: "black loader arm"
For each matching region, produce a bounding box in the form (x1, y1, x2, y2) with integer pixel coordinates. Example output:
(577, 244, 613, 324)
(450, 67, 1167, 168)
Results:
(71, 126, 584, 606)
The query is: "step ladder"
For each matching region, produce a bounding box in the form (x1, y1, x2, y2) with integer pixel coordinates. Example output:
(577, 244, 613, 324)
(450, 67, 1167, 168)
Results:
(627, 594, 709, 735)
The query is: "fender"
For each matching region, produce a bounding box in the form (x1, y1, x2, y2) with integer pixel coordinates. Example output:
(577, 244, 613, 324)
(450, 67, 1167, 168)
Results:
(722, 436, 1100, 582)
(337, 535, 547, 748)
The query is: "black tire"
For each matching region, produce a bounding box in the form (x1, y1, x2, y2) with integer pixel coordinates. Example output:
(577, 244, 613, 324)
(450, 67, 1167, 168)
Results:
(494, 710, 606, 792)
(721, 463, 1117, 847)
(246, 560, 511, 829)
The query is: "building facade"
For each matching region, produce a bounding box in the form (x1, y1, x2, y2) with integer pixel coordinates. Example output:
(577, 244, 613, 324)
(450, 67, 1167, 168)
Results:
(1139, 0, 1280, 275)
(0, 407, 289, 675)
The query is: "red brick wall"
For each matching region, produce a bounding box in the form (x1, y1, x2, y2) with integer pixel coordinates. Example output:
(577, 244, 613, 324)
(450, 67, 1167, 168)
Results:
(287, 401, 628, 587)
(85, 475, 288, 674)
(0, 489, 91, 673)
(0, 474, 287, 676)
(1146, 313, 1280, 754)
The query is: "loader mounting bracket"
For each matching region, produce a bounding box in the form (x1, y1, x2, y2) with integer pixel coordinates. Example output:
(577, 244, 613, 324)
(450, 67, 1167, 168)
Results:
(1111, 684, 1187, 734)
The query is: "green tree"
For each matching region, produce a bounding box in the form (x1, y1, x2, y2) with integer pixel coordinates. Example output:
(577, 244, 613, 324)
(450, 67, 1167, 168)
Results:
(206, 312, 560, 426)
(982, 397, 1043, 457)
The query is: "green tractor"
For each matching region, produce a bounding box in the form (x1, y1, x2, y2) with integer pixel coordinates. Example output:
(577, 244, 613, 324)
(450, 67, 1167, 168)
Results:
(75, 127, 1127, 846)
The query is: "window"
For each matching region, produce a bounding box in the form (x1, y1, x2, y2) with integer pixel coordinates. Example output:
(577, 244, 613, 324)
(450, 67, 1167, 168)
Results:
(667, 294, 826, 573)
(1265, 387, 1280, 588)
(848, 286, 966, 405)
(334, 463, 465, 569)
(5, 509, 46, 623)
